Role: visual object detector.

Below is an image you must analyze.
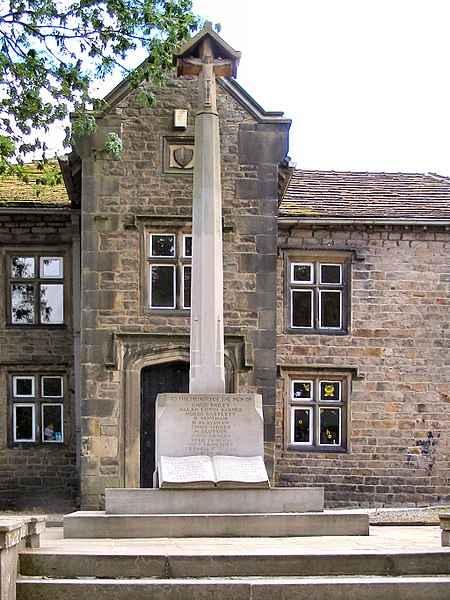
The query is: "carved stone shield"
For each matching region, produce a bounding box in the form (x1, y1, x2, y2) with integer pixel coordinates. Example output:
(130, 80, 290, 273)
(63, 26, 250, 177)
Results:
(173, 146, 194, 168)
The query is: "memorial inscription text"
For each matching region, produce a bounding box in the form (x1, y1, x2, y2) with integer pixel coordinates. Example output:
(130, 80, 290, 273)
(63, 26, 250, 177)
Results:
(170, 395, 254, 455)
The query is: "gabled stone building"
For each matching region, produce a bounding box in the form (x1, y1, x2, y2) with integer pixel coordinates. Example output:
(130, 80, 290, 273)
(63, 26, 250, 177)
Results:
(59, 61, 290, 509)
(0, 30, 448, 511)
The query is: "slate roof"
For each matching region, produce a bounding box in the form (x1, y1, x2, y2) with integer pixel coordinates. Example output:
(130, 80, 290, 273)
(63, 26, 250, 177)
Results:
(0, 164, 70, 207)
(280, 170, 450, 221)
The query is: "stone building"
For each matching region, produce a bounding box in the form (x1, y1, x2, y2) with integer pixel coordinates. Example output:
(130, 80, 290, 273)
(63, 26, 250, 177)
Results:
(0, 29, 448, 510)
(0, 167, 78, 510)
(276, 170, 450, 507)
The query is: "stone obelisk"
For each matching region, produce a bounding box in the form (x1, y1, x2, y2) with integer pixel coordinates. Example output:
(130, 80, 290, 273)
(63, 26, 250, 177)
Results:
(174, 23, 240, 393)
(154, 25, 266, 487)
(190, 49, 225, 392)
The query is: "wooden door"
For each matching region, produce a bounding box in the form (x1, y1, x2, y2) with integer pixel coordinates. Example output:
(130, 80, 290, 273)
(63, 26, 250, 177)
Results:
(140, 362, 189, 487)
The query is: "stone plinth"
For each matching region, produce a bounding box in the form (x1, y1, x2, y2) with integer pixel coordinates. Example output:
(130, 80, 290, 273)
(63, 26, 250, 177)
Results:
(105, 487, 324, 515)
(64, 510, 369, 538)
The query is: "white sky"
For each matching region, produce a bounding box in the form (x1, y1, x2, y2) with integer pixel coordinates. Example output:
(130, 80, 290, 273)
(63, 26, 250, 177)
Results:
(193, 0, 450, 176)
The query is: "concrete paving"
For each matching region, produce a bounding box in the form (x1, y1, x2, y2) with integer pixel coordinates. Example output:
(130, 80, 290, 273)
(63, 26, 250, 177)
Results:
(33, 524, 448, 555)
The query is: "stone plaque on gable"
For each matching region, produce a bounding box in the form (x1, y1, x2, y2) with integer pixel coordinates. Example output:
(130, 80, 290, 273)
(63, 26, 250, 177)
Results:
(163, 137, 195, 173)
(155, 393, 264, 467)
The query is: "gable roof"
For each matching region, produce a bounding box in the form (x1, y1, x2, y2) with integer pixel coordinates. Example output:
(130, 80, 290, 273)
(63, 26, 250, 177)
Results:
(280, 170, 450, 223)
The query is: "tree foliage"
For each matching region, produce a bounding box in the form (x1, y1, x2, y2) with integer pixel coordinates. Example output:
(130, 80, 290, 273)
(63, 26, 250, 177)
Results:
(0, 0, 199, 175)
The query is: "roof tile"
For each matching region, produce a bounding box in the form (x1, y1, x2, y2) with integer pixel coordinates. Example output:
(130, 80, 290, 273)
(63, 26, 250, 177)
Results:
(0, 164, 69, 207)
(280, 170, 450, 220)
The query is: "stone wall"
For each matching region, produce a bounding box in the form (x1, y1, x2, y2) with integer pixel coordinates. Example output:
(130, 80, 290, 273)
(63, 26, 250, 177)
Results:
(0, 211, 77, 510)
(77, 74, 289, 508)
(275, 223, 450, 507)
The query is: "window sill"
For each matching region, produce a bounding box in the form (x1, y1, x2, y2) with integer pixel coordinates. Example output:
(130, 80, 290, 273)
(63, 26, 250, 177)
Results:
(7, 324, 68, 329)
(286, 444, 348, 454)
(287, 328, 349, 336)
(9, 442, 67, 448)
(142, 309, 190, 317)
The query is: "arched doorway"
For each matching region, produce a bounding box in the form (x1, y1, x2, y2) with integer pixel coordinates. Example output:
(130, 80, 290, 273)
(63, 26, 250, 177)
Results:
(140, 361, 189, 487)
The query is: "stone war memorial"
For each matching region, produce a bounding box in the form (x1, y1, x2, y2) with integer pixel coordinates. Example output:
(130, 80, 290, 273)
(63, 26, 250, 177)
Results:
(2, 15, 449, 520)
(64, 24, 366, 538)
(155, 25, 268, 492)
(2, 15, 450, 599)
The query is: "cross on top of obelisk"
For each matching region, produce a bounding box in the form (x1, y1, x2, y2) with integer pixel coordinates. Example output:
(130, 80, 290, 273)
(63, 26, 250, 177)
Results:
(174, 21, 241, 78)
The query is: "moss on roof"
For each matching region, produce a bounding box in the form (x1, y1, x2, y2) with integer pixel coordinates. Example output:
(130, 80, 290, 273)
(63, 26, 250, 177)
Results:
(280, 170, 450, 220)
(0, 163, 70, 207)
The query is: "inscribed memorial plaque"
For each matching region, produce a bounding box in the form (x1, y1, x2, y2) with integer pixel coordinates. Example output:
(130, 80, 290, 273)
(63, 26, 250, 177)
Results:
(155, 393, 264, 467)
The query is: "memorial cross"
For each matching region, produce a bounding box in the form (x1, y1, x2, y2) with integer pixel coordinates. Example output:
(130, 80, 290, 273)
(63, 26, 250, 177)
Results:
(175, 24, 240, 394)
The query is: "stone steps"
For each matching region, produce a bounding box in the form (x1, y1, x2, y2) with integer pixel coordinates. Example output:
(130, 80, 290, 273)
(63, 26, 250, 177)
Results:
(17, 547, 450, 599)
(16, 574, 450, 600)
(19, 550, 450, 578)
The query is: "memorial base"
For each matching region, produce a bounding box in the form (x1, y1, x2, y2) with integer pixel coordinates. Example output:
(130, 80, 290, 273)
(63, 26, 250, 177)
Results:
(63, 510, 369, 538)
(105, 487, 324, 514)
(63, 487, 369, 538)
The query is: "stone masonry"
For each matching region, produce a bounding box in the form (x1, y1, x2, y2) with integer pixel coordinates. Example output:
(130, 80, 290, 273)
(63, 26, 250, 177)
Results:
(75, 73, 289, 508)
(275, 223, 450, 507)
(0, 211, 77, 510)
(2, 43, 449, 512)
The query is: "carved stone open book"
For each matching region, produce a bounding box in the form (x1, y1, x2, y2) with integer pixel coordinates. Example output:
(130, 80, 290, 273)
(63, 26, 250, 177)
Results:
(158, 455, 270, 489)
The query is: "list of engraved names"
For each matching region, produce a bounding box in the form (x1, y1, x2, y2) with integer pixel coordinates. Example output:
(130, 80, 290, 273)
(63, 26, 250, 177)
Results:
(170, 395, 254, 455)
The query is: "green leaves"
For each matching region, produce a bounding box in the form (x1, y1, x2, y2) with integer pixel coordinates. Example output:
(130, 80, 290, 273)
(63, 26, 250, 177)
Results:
(0, 135, 15, 158)
(104, 132, 123, 158)
(72, 113, 97, 137)
(0, 0, 200, 164)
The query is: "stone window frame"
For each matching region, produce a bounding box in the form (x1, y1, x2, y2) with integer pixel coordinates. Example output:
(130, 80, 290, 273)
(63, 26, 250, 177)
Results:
(285, 251, 351, 334)
(283, 369, 350, 453)
(9, 372, 67, 445)
(6, 249, 69, 327)
(145, 229, 192, 311)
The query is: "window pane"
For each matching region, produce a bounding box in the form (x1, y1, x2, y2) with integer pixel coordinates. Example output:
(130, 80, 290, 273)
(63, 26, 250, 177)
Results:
(320, 381, 341, 402)
(40, 284, 64, 324)
(14, 404, 35, 441)
(11, 284, 35, 324)
(184, 235, 192, 257)
(321, 264, 342, 284)
(320, 291, 341, 328)
(13, 376, 35, 397)
(319, 408, 341, 445)
(150, 265, 175, 308)
(42, 376, 63, 398)
(292, 381, 313, 401)
(40, 257, 63, 278)
(292, 263, 313, 283)
(151, 234, 175, 257)
(292, 290, 313, 327)
(42, 404, 63, 442)
(183, 266, 191, 309)
(11, 257, 35, 278)
(292, 408, 312, 444)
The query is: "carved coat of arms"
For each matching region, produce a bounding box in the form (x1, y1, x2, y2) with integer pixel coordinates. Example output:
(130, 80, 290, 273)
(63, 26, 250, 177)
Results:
(173, 146, 194, 168)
